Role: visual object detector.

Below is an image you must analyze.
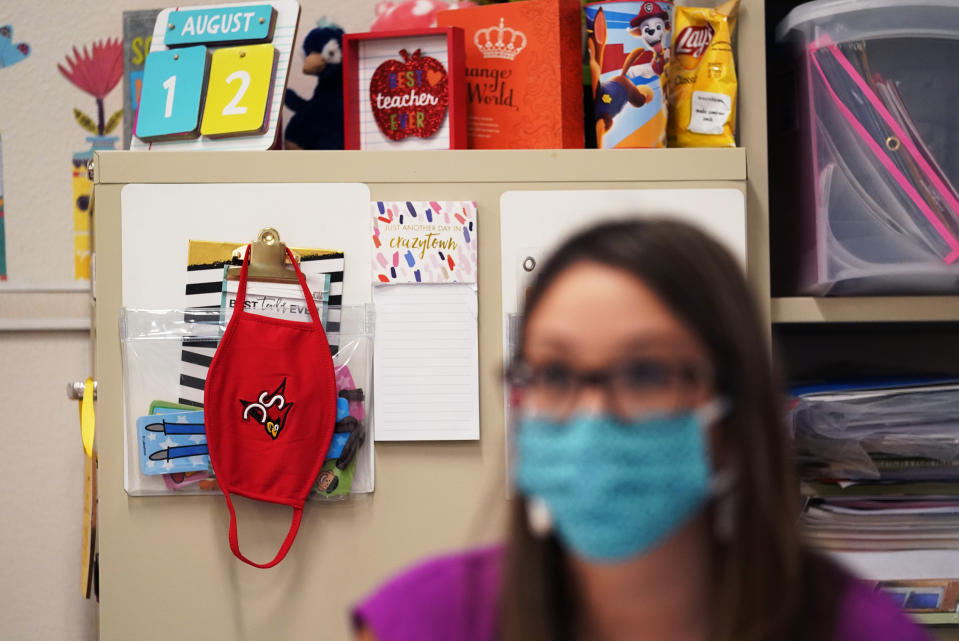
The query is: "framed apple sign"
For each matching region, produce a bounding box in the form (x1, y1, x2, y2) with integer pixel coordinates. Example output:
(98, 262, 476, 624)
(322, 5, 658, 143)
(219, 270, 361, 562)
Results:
(343, 27, 466, 150)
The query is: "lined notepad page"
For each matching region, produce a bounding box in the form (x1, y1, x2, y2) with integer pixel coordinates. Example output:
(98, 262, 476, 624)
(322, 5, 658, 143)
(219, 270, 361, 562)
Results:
(357, 35, 451, 150)
(373, 284, 479, 440)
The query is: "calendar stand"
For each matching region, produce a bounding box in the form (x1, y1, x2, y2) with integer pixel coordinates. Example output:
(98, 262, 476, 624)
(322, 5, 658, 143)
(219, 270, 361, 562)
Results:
(130, 0, 299, 151)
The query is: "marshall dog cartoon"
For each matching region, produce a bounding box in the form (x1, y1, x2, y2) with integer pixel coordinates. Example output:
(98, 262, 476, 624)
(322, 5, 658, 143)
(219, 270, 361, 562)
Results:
(586, 1, 673, 148)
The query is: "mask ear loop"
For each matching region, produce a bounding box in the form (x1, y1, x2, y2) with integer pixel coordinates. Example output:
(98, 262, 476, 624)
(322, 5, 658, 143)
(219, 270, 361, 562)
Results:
(526, 496, 554, 538)
(224, 493, 303, 569)
(694, 397, 730, 430)
(696, 397, 739, 540)
(283, 246, 323, 329)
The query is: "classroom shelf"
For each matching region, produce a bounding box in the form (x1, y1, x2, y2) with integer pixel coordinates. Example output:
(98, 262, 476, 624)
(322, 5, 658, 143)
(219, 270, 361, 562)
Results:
(93, 147, 747, 185)
(771, 296, 959, 324)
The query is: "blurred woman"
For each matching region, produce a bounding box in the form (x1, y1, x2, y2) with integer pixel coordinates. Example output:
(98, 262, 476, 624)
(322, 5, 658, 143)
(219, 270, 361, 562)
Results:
(353, 219, 930, 641)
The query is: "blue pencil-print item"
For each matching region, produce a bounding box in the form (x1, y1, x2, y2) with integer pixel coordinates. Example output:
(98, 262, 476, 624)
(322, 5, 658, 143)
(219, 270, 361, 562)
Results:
(149, 444, 209, 460)
(144, 418, 205, 435)
(137, 410, 210, 475)
(404, 250, 416, 267)
(407, 202, 418, 217)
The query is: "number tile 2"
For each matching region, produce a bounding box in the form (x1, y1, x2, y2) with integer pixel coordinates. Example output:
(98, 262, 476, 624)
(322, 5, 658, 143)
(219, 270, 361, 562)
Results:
(135, 46, 209, 141)
(200, 43, 277, 137)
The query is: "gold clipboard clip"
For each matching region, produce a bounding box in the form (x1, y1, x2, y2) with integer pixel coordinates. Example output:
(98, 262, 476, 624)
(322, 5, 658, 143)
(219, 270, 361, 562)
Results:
(226, 228, 301, 284)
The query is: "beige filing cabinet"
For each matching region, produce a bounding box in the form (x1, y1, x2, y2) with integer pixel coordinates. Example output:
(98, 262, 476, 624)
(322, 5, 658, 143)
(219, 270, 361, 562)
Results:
(85, 0, 959, 634)
(92, 148, 749, 641)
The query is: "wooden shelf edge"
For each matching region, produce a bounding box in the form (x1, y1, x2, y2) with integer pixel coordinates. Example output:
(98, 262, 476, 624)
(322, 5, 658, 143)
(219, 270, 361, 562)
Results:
(771, 296, 959, 323)
(913, 611, 959, 626)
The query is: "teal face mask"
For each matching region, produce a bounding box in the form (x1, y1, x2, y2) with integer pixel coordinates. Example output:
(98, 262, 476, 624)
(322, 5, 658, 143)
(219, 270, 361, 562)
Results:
(514, 402, 726, 563)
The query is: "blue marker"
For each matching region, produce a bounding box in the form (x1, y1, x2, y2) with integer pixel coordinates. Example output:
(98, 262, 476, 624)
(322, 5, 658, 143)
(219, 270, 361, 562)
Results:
(149, 444, 209, 460)
(144, 419, 205, 435)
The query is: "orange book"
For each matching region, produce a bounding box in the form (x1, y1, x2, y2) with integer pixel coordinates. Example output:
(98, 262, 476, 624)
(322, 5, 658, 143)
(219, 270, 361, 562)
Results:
(436, 0, 584, 149)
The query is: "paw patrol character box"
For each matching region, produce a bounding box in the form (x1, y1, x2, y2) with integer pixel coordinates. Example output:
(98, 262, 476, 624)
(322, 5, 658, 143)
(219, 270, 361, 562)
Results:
(585, 1, 674, 148)
(436, 0, 584, 149)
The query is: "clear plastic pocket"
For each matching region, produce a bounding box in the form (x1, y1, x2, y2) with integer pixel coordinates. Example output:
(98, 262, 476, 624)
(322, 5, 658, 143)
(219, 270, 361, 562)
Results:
(119, 306, 374, 498)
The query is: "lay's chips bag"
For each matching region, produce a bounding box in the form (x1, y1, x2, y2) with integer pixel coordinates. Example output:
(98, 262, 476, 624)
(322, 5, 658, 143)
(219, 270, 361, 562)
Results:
(667, 0, 739, 147)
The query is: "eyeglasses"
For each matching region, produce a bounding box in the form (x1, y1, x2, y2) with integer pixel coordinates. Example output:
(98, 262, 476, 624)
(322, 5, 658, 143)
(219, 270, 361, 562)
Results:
(505, 358, 712, 421)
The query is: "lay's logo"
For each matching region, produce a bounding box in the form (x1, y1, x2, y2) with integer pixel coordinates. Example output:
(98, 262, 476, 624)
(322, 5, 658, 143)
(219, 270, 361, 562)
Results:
(675, 24, 715, 58)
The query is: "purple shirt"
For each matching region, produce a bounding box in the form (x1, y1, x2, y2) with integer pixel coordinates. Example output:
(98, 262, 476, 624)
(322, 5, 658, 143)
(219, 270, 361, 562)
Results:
(835, 576, 933, 641)
(353, 545, 932, 641)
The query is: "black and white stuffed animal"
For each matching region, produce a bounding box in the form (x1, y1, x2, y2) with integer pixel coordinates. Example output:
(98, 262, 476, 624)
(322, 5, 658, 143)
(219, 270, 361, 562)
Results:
(283, 23, 344, 150)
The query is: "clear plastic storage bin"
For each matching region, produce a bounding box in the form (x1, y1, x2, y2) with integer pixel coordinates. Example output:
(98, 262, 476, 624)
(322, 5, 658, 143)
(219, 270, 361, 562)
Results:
(775, 0, 959, 295)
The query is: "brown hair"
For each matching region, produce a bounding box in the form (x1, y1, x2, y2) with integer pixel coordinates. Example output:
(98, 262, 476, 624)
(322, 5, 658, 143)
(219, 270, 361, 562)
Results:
(500, 219, 843, 641)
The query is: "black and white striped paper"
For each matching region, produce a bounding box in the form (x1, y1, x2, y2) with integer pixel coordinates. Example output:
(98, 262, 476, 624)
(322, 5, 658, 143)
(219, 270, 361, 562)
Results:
(178, 250, 345, 407)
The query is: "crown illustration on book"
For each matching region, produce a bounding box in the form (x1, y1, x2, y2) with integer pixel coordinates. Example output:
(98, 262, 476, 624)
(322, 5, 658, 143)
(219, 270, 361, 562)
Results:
(474, 18, 527, 60)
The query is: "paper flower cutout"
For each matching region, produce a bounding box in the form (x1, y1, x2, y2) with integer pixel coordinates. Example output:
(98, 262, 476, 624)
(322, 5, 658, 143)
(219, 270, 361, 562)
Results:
(58, 39, 122, 99)
(58, 39, 123, 135)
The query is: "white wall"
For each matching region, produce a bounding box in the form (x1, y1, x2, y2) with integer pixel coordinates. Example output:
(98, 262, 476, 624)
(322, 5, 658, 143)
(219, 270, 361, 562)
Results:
(0, 0, 380, 284)
(0, 331, 95, 640)
(0, 2, 381, 639)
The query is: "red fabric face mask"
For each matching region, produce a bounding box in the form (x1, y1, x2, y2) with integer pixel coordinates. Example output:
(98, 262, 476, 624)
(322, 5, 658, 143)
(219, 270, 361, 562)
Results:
(205, 246, 336, 568)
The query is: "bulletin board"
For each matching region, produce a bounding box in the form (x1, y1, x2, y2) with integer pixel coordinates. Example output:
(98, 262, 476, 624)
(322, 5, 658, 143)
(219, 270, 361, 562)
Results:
(497, 187, 747, 484)
(120, 183, 371, 306)
(499, 188, 747, 325)
(119, 182, 373, 496)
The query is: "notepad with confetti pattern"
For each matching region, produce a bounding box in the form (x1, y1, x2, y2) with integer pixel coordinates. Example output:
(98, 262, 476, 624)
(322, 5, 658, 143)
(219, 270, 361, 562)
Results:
(371, 200, 477, 284)
(370, 200, 479, 441)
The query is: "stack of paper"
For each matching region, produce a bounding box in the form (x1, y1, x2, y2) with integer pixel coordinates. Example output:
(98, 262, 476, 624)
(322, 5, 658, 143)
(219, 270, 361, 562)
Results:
(793, 379, 959, 552)
(793, 379, 959, 620)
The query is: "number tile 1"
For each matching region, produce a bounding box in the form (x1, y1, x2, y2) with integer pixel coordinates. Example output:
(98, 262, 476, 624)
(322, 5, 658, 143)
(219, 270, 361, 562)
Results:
(135, 46, 209, 142)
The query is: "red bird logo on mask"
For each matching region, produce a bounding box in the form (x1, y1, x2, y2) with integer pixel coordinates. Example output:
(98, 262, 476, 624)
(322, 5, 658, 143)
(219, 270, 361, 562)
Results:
(239, 379, 294, 440)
